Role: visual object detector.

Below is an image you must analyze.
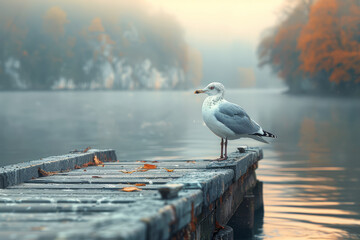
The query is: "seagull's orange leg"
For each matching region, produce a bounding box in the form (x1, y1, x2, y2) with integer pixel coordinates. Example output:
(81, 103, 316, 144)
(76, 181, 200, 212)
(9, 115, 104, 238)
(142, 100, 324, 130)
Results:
(217, 138, 228, 160)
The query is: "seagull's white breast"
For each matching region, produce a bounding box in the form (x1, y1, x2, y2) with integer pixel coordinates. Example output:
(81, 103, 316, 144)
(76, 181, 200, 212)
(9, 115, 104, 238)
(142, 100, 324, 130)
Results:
(202, 97, 237, 139)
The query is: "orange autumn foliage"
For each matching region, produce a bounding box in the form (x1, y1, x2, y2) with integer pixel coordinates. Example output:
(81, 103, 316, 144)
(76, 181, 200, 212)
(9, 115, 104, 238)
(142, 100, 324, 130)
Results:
(258, 0, 360, 94)
(297, 0, 360, 84)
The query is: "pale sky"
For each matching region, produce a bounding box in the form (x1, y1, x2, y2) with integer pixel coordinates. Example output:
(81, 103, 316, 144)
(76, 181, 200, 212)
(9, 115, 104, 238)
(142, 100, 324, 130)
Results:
(148, 0, 286, 44)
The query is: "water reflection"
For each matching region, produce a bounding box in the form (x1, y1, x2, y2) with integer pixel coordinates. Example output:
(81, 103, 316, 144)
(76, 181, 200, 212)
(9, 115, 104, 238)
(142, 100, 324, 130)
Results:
(0, 89, 359, 239)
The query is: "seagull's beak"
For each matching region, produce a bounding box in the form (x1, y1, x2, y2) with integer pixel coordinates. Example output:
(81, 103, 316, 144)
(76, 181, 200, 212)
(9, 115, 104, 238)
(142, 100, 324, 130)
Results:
(194, 89, 205, 94)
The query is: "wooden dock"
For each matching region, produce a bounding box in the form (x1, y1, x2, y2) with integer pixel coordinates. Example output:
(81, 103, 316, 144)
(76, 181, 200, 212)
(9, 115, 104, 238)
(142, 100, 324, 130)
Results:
(0, 148, 263, 240)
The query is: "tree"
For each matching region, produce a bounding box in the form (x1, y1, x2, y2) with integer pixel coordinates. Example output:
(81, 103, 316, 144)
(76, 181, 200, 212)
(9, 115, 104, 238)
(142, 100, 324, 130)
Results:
(258, 0, 360, 95)
(297, 0, 360, 93)
(258, 0, 313, 93)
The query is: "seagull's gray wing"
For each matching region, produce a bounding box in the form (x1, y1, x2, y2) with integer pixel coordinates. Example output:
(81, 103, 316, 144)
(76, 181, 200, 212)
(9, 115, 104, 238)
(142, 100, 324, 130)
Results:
(214, 101, 261, 135)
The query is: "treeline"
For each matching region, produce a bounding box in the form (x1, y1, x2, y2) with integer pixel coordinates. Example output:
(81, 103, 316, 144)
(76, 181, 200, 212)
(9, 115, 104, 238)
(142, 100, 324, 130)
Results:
(0, 1, 202, 90)
(258, 0, 360, 95)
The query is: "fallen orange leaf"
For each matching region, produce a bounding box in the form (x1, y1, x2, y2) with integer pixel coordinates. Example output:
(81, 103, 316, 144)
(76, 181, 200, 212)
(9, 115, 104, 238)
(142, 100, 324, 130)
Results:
(94, 155, 103, 165)
(134, 183, 146, 186)
(121, 187, 142, 192)
(143, 164, 157, 169)
(163, 168, 174, 172)
(92, 176, 102, 178)
(74, 165, 81, 169)
(137, 169, 149, 172)
(38, 168, 57, 177)
(83, 147, 91, 153)
(152, 161, 159, 163)
(136, 160, 147, 163)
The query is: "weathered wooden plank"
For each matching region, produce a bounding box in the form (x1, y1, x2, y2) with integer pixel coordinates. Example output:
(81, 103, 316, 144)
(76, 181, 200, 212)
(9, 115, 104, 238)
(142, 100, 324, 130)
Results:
(26, 177, 174, 184)
(58, 168, 194, 176)
(8, 183, 166, 190)
(0, 189, 162, 198)
(0, 149, 117, 188)
(0, 203, 126, 213)
(57, 172, 187, 178)
(0, 212, 109, 222)
(169, 169, 234, 206)
(104, 161, 207, 167)
(106, 159, 206, 164)
(0, 197, 141, 204)
(207, 148, 261, 181)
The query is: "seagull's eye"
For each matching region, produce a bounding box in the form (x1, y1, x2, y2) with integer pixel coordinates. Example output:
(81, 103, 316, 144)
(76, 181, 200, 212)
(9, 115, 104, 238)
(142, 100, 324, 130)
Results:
(209, 86, 215, 90)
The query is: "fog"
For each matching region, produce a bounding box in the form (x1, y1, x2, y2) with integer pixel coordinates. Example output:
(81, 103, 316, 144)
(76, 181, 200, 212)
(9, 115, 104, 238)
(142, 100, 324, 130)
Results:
(0, 0, 284, 90)
(0, 0, 202, 90)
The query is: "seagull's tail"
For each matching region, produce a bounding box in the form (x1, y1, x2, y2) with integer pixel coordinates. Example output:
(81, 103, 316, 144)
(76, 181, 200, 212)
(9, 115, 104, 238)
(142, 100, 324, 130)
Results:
(261, 130, 277, 138)
(251, 130, 277, 141)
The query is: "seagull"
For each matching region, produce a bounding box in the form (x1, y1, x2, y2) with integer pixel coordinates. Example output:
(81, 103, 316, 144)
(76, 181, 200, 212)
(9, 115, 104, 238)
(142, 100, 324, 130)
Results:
(195, 82, 276, 160)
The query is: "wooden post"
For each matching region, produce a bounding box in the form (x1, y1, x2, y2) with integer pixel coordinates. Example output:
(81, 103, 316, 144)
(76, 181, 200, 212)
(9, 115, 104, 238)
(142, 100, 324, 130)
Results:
(253, 181, 264, 213)
(227, 192, 255, 238)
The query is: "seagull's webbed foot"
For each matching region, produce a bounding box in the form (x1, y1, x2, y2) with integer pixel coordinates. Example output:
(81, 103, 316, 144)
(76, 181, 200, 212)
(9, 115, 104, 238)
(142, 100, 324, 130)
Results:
(216, 156, 228, 161)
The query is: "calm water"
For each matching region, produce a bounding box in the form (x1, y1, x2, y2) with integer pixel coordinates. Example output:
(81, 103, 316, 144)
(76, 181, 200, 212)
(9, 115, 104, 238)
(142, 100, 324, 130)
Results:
(0, 89, 359, 239)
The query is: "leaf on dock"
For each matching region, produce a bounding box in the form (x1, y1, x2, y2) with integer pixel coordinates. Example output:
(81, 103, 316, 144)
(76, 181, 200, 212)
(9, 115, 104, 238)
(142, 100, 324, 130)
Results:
(136, 160, 147, 163)
(81, 155, 103, 168)
(186, 161, 196, 164)
(83, 147, 91, 153)
(143, 164, 157, 169)
(92, 176, 102, 178)
(163, 168, 174, 172)
(152, 161, 159, 163)
(120, 163, 156, 175)
(121, 187, 142, 192)
(74, 165, 81, 169)
(93, 155, 103, 165)
(38, 168, 58, 177)
(134, 183, 146, 186)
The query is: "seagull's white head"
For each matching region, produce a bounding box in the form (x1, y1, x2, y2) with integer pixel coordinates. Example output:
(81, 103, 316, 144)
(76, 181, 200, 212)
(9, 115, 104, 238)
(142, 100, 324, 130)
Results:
(194, 82, 225, 96)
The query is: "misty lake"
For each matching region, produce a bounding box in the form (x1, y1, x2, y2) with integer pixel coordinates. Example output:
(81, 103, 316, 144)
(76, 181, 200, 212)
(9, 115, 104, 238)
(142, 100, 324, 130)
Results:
(0, 89, 359, 239)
